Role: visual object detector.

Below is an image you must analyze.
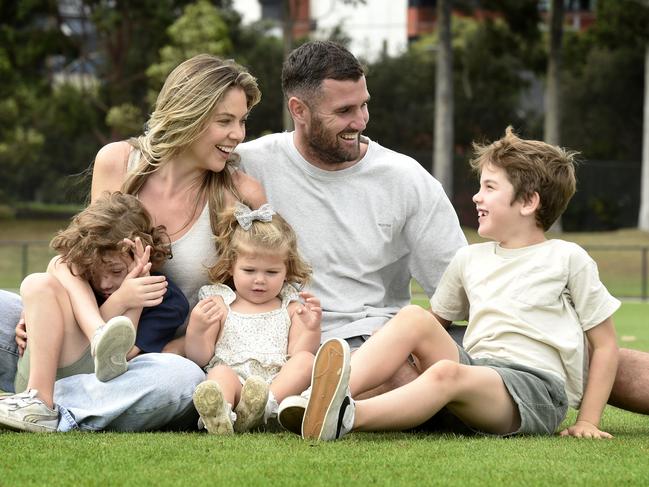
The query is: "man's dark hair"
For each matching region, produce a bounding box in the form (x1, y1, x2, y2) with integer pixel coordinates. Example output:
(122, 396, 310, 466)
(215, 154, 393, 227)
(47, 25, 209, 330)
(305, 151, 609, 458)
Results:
(281, 41, 365, 101)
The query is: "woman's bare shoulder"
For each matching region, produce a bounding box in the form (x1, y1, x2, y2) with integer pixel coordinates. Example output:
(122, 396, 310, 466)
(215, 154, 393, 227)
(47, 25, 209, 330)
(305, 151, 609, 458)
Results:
(95, 141, 133, 169)
(91, 141, 133, 199)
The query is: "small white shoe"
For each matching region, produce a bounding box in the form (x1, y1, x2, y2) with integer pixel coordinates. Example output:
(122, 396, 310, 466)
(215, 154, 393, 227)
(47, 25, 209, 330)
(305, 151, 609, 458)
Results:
(234, 376, 269, 433)
(193, 380, 235, 435)
(0, 389, 58, 433)
(277, 395, 308, 435)
(91, 316, 136, 382)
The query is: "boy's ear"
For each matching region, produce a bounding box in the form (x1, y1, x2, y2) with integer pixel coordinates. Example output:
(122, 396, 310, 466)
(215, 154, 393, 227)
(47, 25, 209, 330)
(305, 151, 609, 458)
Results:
(520, 191, 541, 216)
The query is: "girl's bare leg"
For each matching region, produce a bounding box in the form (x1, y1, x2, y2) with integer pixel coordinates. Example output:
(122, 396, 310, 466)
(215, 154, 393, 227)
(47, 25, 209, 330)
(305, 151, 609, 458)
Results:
(354, 360, 520, 435)
(349, 305, 459, 396)
(20, 273, 90, 408)
(270, 351, 314, 402)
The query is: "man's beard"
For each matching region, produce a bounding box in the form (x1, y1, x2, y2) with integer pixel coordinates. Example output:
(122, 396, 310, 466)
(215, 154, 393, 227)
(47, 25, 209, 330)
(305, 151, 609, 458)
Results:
(306, 114, 361, 166)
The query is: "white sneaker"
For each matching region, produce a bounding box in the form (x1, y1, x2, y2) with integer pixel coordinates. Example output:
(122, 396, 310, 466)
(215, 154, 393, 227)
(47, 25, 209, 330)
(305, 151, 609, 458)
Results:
(277, 394, 308, 435)
(193, 380, 235, 435)
(302, 338, 354, 441)
(91, 316, 136, 382)
(0, 389, 58, 433)
(234, 376, 269, 433)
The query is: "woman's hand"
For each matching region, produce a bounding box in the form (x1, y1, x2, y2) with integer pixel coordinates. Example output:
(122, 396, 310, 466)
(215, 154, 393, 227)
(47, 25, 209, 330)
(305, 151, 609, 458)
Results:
(14, 312, 27, 356)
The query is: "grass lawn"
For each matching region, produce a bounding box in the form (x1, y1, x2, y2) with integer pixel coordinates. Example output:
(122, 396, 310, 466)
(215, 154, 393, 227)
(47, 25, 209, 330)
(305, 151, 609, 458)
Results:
(0, 302, 648, 486)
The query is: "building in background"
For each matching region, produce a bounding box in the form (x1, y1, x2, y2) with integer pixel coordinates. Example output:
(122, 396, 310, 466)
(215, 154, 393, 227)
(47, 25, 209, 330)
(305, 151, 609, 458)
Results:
(231, 0, 409, 61)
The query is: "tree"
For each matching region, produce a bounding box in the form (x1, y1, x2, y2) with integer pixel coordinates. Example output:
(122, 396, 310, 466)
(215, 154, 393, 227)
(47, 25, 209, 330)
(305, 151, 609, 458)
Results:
(639, 42, 649, 231)
(434, 0, 454, 197)
(545, 0, 564, 232)
(544, 0, 562, 146)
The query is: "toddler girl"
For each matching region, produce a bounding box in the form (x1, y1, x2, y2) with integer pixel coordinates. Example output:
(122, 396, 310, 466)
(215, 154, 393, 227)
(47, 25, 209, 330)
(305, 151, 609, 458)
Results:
(185, 203, 321, 434)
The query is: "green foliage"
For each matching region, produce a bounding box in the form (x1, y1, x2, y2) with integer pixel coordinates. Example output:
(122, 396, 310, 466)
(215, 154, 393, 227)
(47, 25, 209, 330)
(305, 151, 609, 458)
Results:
(106, 103, 145, 138)
(366, 15, 539, 155)
(560, 0, 649, 162)
(226, 20, 284, 137)
(146, 0, 233, 95)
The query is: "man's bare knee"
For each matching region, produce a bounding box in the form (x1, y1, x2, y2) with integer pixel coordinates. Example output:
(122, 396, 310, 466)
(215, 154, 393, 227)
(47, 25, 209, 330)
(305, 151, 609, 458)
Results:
(355, 359, 419, 399)
(609, 348, 649, 414)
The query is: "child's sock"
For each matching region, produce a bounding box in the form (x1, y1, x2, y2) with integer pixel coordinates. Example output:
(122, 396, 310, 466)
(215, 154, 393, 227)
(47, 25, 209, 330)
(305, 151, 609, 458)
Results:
(264, 390, 279, 424)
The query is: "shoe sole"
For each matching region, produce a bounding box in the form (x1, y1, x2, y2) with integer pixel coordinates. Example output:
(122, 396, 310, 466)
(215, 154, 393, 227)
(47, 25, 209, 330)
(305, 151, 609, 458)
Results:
(0, 415, 57, 433)
(234, 376, 269, 433)
(93, 316, 136, 382)
(302, 338, 350, 440)
(193, 381, 234, 435)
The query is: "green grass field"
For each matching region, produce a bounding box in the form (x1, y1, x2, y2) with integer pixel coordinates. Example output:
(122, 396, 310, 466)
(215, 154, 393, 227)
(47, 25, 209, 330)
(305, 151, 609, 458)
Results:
(1, 222, 648, 485)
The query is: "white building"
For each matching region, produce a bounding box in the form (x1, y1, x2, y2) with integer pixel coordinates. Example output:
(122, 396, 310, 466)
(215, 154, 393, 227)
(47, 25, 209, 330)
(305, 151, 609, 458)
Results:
(230, 0, 409, 62)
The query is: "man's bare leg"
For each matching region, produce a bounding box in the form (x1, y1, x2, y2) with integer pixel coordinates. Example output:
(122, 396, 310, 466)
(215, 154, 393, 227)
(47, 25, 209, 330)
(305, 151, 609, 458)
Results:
(608, 348, 649, 414)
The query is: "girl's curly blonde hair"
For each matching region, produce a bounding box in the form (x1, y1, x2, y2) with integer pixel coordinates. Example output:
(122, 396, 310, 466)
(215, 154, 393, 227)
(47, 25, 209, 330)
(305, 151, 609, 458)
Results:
(208, 207, 311, 288)
(50, 192, 171, 280)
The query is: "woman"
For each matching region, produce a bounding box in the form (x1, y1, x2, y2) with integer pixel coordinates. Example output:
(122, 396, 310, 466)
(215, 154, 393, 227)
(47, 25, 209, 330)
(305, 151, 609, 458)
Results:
(8, 54, 266, 432)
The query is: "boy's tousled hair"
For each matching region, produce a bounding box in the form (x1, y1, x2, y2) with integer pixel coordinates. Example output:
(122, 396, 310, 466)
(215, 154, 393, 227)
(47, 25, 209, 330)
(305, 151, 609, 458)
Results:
(470, 126, 578, 231)
(50, 192, 171, 280)
(281, 40, 364, 103)
(121, 54, 261, 237)
(208, 207, 311, 287)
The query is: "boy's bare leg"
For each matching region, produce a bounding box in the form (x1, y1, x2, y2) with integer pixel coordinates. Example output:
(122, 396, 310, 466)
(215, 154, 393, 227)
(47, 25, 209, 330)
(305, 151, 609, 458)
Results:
(349, 305, 459, 397)
(608, 348, 649, 414)
(20, 273, 91, 408)
(270, 351, 313, 402)
(354, 361, 520, 434)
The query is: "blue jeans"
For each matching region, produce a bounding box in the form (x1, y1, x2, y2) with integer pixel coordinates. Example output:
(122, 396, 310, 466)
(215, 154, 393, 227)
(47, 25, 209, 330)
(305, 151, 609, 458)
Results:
(56, 353, 204, 432)
(0, 290, 204, 431)
(0, 290, 21, 393)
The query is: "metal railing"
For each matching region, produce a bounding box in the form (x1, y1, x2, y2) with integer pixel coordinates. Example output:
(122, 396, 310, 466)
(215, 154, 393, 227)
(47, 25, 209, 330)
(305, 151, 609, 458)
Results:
(1, 241, 648, 300)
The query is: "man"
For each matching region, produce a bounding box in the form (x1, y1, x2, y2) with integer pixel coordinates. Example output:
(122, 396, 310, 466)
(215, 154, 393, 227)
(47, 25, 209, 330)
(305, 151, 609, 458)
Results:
(239, 40, 465, 356)
(237, 41, 466, 430)
(237, 40, 649, 432)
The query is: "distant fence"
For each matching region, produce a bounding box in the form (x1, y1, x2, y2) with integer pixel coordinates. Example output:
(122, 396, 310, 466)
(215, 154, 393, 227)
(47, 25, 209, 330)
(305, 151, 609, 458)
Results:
(0, 241, 647, 301)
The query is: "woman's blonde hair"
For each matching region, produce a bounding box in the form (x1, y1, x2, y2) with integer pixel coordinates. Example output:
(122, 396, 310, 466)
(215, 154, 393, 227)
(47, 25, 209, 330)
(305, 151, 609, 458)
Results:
(50, 192, 171, 281)
(208, 206, 312, 288)
(122, 54, 262, 234)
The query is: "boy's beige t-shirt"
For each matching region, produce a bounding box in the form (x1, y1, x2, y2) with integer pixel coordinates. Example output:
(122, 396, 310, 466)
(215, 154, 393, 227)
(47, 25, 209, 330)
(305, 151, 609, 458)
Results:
(431, 239, 620, 408)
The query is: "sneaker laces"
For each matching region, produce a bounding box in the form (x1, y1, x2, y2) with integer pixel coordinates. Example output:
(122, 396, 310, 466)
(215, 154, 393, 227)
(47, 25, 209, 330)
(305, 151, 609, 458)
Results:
(0, 389, 39, 407)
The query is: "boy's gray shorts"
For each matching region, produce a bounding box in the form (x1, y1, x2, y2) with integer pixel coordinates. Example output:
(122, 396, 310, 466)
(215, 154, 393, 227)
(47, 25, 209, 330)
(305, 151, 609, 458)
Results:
(456, 345, 569, 436)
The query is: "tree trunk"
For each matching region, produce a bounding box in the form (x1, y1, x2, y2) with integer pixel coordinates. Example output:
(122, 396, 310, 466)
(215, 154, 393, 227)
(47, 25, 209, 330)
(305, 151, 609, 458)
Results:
(639, 43, 649, 231)
(434, 0, 454, 199)
(545, 0, 564, 232)
(282, 0, 295, 132)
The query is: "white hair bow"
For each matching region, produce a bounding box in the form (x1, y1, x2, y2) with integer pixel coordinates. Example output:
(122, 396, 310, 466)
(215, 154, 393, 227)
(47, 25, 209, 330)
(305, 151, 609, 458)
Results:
(233, 203, 276, 230)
